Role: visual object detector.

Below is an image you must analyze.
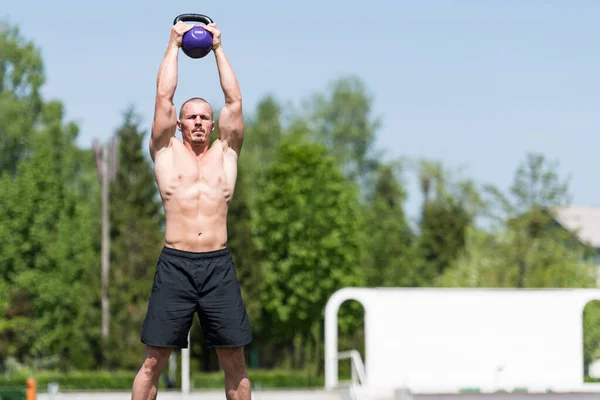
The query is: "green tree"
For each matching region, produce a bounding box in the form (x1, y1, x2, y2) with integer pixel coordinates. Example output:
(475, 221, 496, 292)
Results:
(482, 153, 575, 287)
(416, 159, 446, 210)
(242, 95, 284, 169)
(305, 75, 382, 189)
(414, 158, 488, 221)
(364, 162, 417, 287)
(584, 301, 600, 377)
(436, 153, 585, 289)
(417, 196, 472, 285)
(106, 107, 164, 369)
(0, 21, 44, 175)
(0, 100, 100, 371)
(411, 159, 474, 285)
(0, 22, 100, 371)
(235, 95, 286, 210)
(253, 136, 365, 371)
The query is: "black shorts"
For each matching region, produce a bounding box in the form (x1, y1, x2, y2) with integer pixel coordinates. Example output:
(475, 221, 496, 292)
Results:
(140, 246, 252, 349)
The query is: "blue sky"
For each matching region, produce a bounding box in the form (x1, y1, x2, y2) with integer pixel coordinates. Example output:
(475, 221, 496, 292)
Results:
(4, 0, 599, 221)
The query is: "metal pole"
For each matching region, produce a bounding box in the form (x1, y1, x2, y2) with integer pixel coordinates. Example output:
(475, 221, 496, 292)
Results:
(94, 138, 117, 367)
(182, 331, 191, 394)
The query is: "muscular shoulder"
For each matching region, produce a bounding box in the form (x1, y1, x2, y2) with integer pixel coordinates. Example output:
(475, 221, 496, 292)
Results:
(153, 136, 184, 156)
(152, 137, 186, 169)
(213, 139, 239, 161)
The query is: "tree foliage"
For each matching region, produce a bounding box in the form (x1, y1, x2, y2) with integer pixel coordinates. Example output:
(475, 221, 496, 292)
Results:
(439, 153, 592, 288)
(482, 153, 577, 287)
(417, 196, 472, 285)
(305, 76, 381, 190)
(253, 137, 365, 339)
(0, 100, 99, 371)
(0, 21, 44, 176)
(363, 162, 417, 287)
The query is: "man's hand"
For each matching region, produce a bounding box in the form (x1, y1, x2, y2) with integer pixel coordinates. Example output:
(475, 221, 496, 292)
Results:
(202, 23, 222, 51)
(170, 21, 194, 48)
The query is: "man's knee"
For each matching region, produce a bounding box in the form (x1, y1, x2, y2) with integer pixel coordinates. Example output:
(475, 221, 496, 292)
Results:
(141, 345, 172, 378)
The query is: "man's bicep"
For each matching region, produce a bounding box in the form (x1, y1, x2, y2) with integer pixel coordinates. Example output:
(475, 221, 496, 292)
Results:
(218, 102, 244, 154)
(223, 150, 239, 201)
(150, 96, 177, 158)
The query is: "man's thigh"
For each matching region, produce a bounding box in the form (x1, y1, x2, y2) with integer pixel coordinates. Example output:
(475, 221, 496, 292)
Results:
(196, 254, 252, 348)
(141, 253, 198, 348)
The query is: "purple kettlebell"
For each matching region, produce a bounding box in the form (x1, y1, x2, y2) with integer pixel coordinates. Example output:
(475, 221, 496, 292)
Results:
(173, 14, 214, 59)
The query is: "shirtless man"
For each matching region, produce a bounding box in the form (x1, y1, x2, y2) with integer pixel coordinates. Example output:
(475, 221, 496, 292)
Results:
(131, 21, 251, 400)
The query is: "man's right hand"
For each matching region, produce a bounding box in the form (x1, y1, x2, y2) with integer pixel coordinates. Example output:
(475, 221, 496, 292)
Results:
(170, 22, 194, 48)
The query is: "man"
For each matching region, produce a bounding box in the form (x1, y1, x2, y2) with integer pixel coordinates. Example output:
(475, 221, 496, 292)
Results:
(131, 20, 251, 400)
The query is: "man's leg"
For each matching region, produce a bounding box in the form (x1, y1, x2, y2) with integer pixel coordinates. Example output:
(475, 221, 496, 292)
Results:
(196, 251, 253, 399)
(135, 248, 198, 399)
(216, 347, 251, 400)
(132, 345, 172, 400)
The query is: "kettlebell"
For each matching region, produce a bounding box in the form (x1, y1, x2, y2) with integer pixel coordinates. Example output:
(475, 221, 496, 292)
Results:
(173, 14, 214, 59)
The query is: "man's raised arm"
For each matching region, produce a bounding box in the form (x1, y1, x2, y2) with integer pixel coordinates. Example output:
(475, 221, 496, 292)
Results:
(203, 24, 244, 156)
(149, 22, 193, 161)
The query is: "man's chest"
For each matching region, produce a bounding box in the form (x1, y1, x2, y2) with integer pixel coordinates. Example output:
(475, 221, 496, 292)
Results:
(173, 146, 226, 188)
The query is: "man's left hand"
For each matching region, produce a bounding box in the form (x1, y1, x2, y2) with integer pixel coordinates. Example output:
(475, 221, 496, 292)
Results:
(203, 23, 222, 51)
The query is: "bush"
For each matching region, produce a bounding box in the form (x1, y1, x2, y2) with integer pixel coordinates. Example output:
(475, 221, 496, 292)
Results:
(0, 371, 138, 390)
(0, 379, 27, 389)
(0, 388, 26, 400)
(192, 370, 324, 389)
(0, 369, 324, 391)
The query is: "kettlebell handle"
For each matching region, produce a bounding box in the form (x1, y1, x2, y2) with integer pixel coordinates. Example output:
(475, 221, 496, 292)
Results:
(173, 13, 214, 26)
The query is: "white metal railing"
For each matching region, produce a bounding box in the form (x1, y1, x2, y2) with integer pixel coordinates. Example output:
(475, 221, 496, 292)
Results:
(337, 349, 367, 388)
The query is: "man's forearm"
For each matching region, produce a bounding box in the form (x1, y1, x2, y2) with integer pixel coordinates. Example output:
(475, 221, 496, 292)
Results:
(214, 47, 241, 104)
(156, 45, 179, 100)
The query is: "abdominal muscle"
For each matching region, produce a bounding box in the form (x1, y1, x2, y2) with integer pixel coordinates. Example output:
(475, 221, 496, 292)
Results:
(163, 183, 228, 252)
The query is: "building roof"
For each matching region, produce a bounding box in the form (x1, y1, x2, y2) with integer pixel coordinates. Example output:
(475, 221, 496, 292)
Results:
(552, 206, 600, 248)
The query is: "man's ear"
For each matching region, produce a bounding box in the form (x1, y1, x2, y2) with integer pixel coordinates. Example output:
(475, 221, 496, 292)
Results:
(211, 121, 216, 132)
(176, 120, 182, 131)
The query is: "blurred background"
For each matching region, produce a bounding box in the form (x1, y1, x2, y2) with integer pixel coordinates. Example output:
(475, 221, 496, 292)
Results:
(2, 0, 600, 397)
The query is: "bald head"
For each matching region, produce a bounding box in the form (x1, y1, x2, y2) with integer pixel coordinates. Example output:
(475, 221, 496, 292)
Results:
(179, 97, 213, 120)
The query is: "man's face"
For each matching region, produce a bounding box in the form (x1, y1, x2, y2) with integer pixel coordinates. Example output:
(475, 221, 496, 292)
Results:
(178, 101, 215, 145)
